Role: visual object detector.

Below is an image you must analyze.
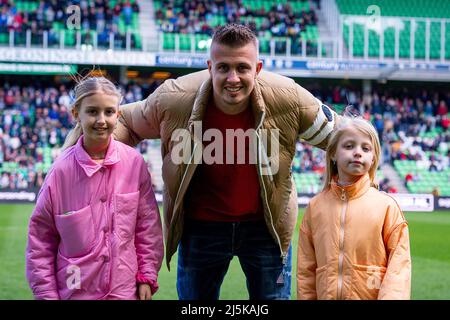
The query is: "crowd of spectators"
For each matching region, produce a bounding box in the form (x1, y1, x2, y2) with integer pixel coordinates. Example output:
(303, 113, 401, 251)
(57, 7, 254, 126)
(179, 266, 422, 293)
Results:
(295, 143, 325, 174)
(0, 0, 140, 48)
(1, 78, 449, 193)
(156, 0, 319, 55)
(157, 0, 317, 35)
(1, 0, 321, 54)
(0, 78, 150, 191)
(294, 83, 450, 193)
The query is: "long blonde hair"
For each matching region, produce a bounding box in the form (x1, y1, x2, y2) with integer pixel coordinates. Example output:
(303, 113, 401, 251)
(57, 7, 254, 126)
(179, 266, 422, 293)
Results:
(323, 116, 381, 190)
(61, 77, 122, 150)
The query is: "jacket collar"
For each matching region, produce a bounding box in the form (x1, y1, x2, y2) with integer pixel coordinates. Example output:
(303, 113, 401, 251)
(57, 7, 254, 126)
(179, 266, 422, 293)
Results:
(187, 75, 267, 134)
(330, 173, 371, 200)
(188, 77, 212, 130)
(250, 79, 266, 128)
(74, 135, 120, 177)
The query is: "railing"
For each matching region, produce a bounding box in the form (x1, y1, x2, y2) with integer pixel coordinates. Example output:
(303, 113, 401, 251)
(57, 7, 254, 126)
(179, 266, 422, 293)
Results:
(156, 31, 338, 59)
(0, 28, 338, 59)
(1, 15, 450, 63)
(339, 15, 450, 62)
(0, 29, 140, 51)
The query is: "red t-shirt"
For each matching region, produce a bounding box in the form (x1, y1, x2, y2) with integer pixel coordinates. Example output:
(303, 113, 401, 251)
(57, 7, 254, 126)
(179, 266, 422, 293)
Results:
(184, 101, 263, 221)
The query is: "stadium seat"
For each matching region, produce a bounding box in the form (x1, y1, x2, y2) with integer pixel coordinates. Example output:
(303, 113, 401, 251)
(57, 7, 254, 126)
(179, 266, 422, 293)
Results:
(154, 0, 320, 55)
(337, 0, 450, 60)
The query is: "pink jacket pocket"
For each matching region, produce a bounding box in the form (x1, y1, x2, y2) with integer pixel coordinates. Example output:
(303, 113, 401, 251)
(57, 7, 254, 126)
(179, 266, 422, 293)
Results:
(114, 191, 140, 240)
(54, 205, 96, 258)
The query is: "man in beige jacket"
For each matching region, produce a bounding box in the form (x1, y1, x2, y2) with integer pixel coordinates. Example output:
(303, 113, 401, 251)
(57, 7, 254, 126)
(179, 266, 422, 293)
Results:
(114, 24, 339, 300)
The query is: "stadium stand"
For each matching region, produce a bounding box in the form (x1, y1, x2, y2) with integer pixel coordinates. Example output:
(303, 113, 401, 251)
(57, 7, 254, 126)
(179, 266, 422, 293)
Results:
(154, 0, 322, 55)
(313, 82, 450, 195)
(0, 79, 155, 190)
(1, 76, 448, 195)
(337, 0, 450, 59)
(0, 0, 141, 49)
(0, 1, 449, 196)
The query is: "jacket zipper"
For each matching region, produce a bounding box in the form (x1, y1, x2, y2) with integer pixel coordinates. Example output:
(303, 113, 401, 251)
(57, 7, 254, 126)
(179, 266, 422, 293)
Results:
(258, 157, 286, 263)
(255, 113, 286, 264)
(337, 188, 347, 299)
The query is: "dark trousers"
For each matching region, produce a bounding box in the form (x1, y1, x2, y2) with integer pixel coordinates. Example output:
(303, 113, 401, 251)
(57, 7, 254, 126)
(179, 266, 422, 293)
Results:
(176, 219, 292, 300)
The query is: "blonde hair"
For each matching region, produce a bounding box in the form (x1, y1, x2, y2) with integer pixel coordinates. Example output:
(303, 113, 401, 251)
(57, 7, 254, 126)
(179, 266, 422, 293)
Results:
(323, 116, 381, 190)
(61, 76, 122, 150)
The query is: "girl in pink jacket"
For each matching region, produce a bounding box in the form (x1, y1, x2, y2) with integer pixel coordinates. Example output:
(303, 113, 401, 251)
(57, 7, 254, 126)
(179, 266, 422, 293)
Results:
(26, 77, 164, 300)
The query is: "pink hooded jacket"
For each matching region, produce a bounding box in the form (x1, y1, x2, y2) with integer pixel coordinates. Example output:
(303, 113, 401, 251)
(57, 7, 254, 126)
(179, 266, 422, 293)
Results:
(26, 136, 164, 300)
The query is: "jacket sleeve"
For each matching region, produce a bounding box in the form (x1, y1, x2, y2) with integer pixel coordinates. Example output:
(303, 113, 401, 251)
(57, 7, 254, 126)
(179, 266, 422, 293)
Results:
(26, 183, 60, 300)
(378, 203, 412, 300)
(296, 85, 341, 151)
(134, 159, 164, 294)
(297, 205, 318, 300)
(115, 84, 164, 146)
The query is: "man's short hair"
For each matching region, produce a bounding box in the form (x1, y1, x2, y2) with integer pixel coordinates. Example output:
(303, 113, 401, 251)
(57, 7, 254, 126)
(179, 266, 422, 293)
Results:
(212, 23, 258, 49)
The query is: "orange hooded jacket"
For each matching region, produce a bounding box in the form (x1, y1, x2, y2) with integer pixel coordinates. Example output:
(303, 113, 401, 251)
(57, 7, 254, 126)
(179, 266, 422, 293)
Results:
(297, 174, 411, 300)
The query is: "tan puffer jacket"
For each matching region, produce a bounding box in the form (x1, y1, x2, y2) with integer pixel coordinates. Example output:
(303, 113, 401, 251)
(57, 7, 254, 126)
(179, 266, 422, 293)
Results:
(114, 69, 339, 269)
(297, 174, 411, 300)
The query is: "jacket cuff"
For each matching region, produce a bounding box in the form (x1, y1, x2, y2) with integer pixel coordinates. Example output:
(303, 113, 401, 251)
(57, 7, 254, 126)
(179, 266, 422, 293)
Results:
(136, 271, 159, 295)
(34, 290, 60, 300)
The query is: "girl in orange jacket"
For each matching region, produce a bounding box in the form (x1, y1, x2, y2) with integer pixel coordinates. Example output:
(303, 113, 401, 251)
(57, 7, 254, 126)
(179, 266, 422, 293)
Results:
(297, 117, 411, 300)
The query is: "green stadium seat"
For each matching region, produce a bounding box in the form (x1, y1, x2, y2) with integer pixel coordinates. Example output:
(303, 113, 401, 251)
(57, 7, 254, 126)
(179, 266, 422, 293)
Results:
(0, 32, 8, 45)
(259, 35, 271, 54)
(337, 0, 450, 60)
(134, 34, 142, 49)
(163, 32, 175, 50)
(195, 34, 210, 52)
(155, 0, 319, 54)
(64, 30, 76, 47)
(179, 33, 192, 51)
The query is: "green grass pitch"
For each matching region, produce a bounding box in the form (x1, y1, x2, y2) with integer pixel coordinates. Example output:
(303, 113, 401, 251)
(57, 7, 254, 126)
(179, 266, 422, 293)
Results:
(1, 204, 449, 299)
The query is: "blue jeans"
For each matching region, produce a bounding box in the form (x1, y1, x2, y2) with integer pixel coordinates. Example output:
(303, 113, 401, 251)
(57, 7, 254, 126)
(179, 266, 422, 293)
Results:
(177, 219, 292, 300)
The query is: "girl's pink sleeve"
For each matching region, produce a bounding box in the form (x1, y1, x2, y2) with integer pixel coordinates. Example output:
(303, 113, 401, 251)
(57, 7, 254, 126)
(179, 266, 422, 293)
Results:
(26, 183, 60, 300)
(134, 160, 164, 294)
